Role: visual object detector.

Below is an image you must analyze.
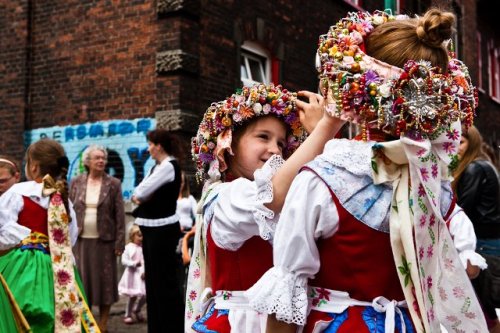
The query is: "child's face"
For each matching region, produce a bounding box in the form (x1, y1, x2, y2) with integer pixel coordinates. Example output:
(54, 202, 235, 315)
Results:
(229, 116, 287, 180)
(133, 232, 143, 245)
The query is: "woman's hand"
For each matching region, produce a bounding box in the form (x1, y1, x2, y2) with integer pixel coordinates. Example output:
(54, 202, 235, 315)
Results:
(131, 196, 141, 205)
(466, 260, 480, 279)
(296, 91, 325, 134)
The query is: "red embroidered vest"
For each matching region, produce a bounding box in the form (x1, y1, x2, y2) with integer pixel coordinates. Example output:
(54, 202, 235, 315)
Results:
(310, 173, 457, 302)
(207, 223, 273, 292)
(18, 196, 48, 236)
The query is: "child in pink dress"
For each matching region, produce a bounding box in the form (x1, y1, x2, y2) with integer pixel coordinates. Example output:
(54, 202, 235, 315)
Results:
(118, 224, 146, 324)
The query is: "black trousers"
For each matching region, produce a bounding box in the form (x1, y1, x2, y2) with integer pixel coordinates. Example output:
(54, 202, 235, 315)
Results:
(140, 223, 184, 333)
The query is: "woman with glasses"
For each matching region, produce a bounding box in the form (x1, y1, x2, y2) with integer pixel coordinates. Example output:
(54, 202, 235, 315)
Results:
(69, 144, 126, 333)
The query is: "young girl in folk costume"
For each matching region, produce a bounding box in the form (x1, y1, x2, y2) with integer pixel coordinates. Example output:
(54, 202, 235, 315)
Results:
(185, 83, 345, 332)
(118, 224, 146, 325)
(0, 138, 99, 333)
(248, 9, 488, 333)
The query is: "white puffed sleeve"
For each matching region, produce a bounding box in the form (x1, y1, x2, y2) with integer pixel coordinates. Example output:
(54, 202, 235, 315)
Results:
(68, 201, 78, 247)
(246, 170, 339, 326)
(210, 155, 284, 251)
(0, 190, 30, 250)
(448, 205, 487, 269)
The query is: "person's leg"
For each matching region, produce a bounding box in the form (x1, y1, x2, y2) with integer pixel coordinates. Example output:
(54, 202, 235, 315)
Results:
(134, 295, 147, 322)
(125, 296, 136, 318)
(99, 304, 111, 331)
(140, 224, 183, 332)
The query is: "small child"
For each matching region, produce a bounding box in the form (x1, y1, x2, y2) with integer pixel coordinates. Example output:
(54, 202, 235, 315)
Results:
(118, 224, 146, 324)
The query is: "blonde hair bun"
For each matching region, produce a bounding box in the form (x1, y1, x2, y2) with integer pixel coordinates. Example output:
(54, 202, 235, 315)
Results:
(416, 8, 455, 48)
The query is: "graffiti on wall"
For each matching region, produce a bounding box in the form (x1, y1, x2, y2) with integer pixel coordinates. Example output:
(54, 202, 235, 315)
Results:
(25, 118, 156, 200)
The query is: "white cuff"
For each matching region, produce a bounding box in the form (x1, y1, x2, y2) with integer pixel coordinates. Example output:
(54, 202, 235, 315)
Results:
(246, 266, 309, 326)
(252, 154, 284, 241)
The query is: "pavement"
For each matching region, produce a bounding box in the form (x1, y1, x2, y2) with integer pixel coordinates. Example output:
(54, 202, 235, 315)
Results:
(91, 295, 148, 333)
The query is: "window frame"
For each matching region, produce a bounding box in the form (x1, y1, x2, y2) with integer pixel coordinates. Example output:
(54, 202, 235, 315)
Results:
(240, 41, 271, 87)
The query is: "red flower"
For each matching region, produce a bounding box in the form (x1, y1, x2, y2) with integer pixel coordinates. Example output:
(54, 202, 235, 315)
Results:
(56, 269, 71, 285)
(51, 194, 63, 205)
(60, 309, 76, 327)
(51, 228, 66, 244)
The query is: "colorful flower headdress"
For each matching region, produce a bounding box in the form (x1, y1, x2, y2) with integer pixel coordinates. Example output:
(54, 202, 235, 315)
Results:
(192, 83, 306, 182)
(317, 10, 477, 140)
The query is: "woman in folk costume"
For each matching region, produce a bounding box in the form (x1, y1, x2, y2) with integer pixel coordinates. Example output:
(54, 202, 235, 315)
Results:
(0, 138, 99, 333)
(247, 9, 488, 333)
(185, 83, 345, 332)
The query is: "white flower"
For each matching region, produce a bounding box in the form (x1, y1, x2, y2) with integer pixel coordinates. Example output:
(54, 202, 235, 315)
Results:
(350, 31, 363, 44)
(253, 103, 263, 115)
(263, 104, 271, 114)
(379, 83, 392, 97)
(373, 15, 385, 25)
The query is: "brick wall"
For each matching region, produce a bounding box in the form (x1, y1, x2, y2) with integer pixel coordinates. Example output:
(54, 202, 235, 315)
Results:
(1, 1, 28, 162)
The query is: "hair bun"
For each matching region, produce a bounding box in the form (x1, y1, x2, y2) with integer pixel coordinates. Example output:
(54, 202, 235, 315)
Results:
(416, 8, 455, 48)
(57, 156, 69, 169)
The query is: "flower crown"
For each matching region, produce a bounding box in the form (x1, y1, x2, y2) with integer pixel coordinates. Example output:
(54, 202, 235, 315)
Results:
(317, 10, 477, 140)
(192, 83, 306, 182)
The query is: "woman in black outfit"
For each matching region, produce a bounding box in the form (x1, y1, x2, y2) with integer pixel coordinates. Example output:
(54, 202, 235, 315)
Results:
(132, 129, 184, 332)
(453, 125, 500, 333)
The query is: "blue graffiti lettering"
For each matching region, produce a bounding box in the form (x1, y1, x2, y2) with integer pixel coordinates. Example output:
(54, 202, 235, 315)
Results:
(89, 124, 104, 138)
(118, 122, 135, 136)
(65, 128, 75, 142)
(76, 125, 87, 140)
(136, 119, 151, 134)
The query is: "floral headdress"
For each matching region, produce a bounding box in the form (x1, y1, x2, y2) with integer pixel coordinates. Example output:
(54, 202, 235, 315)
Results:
(192, 83, 306, 183)
(317, 10, 477, 141)
(316, 10, 487, 333)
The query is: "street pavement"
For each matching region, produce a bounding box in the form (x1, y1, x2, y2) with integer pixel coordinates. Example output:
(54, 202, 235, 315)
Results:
(92, 295, 148, 333)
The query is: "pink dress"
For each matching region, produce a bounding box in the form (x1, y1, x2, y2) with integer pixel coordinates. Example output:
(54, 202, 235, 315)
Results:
(118, 242, 146, 297)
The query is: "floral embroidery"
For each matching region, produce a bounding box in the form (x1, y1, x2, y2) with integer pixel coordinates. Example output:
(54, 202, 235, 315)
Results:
(309, 287, 331, 307)
(42, 175, 99, 332)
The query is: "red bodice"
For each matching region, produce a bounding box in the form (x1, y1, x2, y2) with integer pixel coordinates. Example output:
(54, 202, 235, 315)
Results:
(18, 196, 48, 236)
(207, 223, 273, 292)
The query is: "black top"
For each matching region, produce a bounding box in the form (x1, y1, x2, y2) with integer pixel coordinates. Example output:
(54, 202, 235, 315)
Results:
(132, 160, 181, 220)
(456, 160, 500, 238)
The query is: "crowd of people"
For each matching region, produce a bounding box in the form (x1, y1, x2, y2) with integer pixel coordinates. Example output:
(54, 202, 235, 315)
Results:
(0, 6, 499, 333)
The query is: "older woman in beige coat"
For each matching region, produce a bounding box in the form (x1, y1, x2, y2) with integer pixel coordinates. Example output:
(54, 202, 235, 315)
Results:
(69, 145, 125, 333)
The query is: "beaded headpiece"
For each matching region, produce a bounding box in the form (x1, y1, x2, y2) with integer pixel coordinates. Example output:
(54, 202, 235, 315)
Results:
(317, 10, 477, 140)
(192, 83, 306, 182)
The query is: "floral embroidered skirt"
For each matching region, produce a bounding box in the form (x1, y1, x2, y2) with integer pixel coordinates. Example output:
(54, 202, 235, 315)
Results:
(0, 247, 88, 333)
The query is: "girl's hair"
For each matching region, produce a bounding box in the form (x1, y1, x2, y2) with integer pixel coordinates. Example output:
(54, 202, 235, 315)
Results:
(365, 8, 455, 71)
(82, 145, 108, 172)
(25, 139, 70, 216)
(128, 224, 141, 242)
(147, 129, 184, 161)
(452, 125, 488, 191)
(180, 171, 191, 198)
(0, 155, 19, 176)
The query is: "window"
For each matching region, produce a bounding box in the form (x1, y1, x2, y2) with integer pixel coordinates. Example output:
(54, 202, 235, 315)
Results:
(240, 41, 271, 87)
(489, 40, 500, 101)
(477, 32, 483, 91)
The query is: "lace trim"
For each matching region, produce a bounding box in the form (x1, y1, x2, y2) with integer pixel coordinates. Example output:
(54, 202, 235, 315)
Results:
(0, 223, 31, 250)
(252, 154, 284, 241)
(246, 267, 308, 326)
(322, 139, 374, 176)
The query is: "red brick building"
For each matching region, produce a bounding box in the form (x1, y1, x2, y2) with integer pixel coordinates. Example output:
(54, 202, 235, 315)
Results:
(1, 0, 498, 195)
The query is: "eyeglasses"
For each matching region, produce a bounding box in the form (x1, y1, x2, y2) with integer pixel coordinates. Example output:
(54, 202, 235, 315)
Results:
(91, 156, 107, 161)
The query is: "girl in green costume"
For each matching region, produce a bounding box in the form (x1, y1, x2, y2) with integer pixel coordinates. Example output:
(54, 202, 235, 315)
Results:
(0, 139, 99, 333)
